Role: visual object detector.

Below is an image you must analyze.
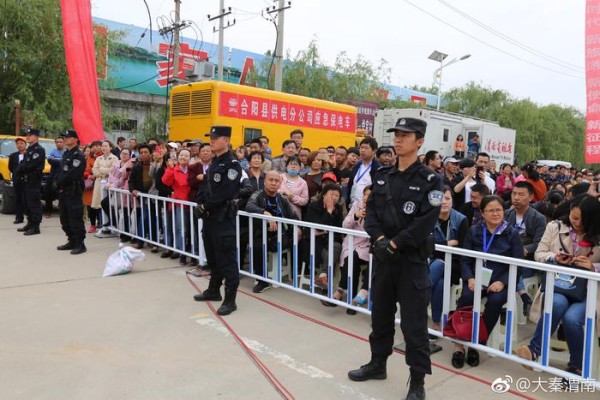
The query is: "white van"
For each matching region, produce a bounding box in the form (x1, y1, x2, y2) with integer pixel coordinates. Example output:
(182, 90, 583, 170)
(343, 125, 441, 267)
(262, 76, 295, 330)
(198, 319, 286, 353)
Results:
(533, 160, 572, 169)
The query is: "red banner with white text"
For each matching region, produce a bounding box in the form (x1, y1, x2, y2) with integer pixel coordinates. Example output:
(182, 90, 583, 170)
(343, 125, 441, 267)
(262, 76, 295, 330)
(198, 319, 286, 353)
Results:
(586, 0, 600, 163)
(219, 91, 356, 133)
(61, 0, 105, 144)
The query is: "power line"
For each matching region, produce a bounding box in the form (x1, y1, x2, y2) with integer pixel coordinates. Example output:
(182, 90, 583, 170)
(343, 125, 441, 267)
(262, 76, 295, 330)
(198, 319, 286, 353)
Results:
(436, 0, 583, 72)
(404, 0, 584, 80)
(107, 74, 160, 90)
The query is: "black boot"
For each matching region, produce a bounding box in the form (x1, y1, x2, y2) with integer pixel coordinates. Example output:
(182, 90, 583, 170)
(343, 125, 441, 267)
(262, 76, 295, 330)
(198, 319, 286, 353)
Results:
(23, 225, 40, 236)
(70, 242, 87, 255)
(217, 288, 238, 316)
(17, 222, 32, 232)
(348, 355, 387, 381)
(193, 287, 222, 302)
(57, 241, 75, 251)
(406, 376, 426, 400)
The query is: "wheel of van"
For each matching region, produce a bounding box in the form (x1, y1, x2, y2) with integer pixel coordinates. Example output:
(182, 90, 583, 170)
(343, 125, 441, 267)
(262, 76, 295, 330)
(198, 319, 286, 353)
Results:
(0, 181, 16, 215)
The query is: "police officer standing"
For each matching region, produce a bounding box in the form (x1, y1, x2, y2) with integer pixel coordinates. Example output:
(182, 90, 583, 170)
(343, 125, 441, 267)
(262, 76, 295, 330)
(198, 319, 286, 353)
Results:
(348, 118, 443, 400)
(54, 130, 87, 255)
(16, 128, 46, 236)
(193, 126, 242, 316)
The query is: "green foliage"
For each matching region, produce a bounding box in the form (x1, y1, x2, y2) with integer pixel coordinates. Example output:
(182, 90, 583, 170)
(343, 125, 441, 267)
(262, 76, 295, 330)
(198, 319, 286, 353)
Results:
(0, 0, 71, 133)
(0, 0, 122, 135)
(135, 108, 168, 142)
(273, 40, 389, 103)
(444, 82, 588, 168)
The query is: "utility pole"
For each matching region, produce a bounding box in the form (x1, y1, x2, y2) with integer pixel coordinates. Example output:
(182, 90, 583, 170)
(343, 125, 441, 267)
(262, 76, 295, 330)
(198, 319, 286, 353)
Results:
(208, 2, 235, 81)
(267, 1, 291, 92)
(172, 0, 181, 80)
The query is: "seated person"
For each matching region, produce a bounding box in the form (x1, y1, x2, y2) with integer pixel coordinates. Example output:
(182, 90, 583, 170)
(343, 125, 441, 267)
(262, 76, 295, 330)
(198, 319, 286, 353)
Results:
(246, 171, 299, 293)
(301, 184, 345, 284)
(321, 185, 372, 314)
(517, 194, 600, 377)
(504, 181, 547, 316)
(429, 186, 468, 335)
(452, 195, 523, 369)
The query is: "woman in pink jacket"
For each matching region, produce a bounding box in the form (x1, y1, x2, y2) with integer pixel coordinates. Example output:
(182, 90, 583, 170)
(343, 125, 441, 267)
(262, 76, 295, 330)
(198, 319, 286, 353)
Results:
(101, 148, 135, 242)
(161, 148, 192, 265)
(322, 185, 372, 314)
(278, 156, 309, 219)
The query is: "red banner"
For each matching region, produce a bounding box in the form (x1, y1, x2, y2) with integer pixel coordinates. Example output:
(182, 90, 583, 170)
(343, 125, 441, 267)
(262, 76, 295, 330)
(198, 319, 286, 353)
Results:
(219, 91, 356, 133)
(61, 0, 105, 144)
(586, 0, 600, 163)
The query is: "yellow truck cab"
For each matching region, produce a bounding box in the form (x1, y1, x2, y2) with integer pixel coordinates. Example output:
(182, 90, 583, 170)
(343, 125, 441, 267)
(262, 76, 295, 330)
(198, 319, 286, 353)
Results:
(0, 134, 54, 214)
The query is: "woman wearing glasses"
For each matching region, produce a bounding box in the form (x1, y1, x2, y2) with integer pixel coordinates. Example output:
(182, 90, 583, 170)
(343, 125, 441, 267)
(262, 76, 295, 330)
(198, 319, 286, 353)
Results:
(517, 194, 600, 377)
(451, 195, 523, 368)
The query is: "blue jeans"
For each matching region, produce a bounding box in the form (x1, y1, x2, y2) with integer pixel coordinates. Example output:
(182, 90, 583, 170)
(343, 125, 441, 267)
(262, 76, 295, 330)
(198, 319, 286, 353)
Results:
(429, 259, 445, 324)
(529, 293, 586, 369)
(168, 206, 189, 252)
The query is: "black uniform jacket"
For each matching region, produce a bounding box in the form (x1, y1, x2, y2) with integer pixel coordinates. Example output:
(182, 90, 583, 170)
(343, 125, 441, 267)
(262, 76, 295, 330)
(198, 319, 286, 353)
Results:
(55, 147, 85, 191)
(196, 151, 241, 212)
(365, 161, 443, 254)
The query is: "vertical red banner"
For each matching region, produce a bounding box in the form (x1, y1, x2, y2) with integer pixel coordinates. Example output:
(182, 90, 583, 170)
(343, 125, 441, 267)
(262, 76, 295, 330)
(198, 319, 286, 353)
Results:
(586, 0, 600, 163)
(61, 0, 105, 144)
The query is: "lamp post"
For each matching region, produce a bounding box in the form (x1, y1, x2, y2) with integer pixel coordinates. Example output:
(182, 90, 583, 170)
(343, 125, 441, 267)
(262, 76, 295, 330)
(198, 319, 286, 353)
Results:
(428, 51, 471, 111)
(14, 99, 21, 135)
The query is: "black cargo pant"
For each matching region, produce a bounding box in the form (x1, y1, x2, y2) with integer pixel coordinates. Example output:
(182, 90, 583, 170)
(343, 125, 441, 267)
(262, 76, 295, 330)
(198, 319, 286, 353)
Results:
(22, 181, 42, 225)
(203, 213, 239, 291)
(369, 251, 432, 379)
(59, 190, 86, 244)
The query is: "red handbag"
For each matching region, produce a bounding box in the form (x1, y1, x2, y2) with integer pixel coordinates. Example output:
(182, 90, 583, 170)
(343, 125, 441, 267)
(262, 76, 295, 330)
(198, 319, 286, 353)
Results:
(443, 306, 489, 343)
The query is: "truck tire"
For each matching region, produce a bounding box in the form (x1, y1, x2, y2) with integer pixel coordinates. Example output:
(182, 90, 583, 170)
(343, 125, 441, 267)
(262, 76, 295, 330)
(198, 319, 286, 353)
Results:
(0, 181, 16, 215)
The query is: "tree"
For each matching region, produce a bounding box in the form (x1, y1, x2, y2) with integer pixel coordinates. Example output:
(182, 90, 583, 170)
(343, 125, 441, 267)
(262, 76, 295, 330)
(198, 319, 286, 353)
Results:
(0, 0, 122, 136)
(0, 0, 72, 133)
(444, 82, 587, 167)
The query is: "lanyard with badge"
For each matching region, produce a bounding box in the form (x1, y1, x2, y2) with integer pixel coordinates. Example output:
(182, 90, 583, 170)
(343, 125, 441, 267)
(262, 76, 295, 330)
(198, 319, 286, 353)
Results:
(351, 162, 371, 199)
(481, 222, 506, 285)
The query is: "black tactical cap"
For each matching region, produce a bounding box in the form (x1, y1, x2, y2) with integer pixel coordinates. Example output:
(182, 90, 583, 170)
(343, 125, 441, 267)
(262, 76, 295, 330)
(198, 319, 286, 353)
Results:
(205, 126, 232, 138)
(26, 128, 40, 136)
(63, 130, 78, 139)
(386, 117, 427, 137)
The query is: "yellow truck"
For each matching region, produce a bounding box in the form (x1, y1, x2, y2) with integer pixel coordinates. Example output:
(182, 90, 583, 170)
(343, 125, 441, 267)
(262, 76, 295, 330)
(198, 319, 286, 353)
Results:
(169, 81, 357, 153)
(0, 134, 54, 214)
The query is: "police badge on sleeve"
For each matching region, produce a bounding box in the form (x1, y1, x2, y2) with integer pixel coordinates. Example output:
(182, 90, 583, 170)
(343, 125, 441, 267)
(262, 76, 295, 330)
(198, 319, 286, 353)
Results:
(227, 168, 239, 181)
(428, 190, 443, 207)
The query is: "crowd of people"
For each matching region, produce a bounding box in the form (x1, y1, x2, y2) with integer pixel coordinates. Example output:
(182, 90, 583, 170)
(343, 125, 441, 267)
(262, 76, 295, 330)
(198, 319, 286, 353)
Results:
(8, 125, 600, 390)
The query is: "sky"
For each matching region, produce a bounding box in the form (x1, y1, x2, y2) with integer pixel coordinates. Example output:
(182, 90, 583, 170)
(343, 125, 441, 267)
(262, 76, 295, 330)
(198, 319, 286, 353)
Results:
(91, 0, 587, 110)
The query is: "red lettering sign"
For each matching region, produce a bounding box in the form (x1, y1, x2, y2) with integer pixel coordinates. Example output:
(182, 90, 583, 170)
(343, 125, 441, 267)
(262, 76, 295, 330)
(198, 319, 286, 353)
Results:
(219, 91, 356, 133)
(586, 0, 600, 163)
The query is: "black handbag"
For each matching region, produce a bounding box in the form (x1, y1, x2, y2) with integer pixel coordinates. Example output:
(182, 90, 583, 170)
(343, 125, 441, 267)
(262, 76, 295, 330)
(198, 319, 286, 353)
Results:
(541, 264, 588, 302)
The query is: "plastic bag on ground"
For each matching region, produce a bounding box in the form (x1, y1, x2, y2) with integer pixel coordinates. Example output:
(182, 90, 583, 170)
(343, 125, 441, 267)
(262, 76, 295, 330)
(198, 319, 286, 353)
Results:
(102, 243, 146, 277)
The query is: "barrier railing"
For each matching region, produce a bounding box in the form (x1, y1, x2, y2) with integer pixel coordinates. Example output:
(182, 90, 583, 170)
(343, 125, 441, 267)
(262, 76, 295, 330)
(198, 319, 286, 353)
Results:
(106, 187, 599, 387)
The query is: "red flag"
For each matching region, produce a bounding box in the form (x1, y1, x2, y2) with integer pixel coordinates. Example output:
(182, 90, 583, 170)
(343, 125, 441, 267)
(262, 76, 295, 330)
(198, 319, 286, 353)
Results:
(61, 0, 105, 144)
(586, 0, 600, 163)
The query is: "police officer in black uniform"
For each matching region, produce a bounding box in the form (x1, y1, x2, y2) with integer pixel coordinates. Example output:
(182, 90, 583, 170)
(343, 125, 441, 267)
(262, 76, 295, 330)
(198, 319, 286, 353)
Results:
(54, 130, 87, 255)
(348, 118, 443, 400)
(193, 126, 242, 316)
(16, 128, 46, 236)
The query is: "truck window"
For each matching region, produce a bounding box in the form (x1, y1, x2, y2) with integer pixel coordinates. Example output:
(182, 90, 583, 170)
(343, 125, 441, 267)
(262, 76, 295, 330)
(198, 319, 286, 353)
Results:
(244, 128, 262, 144)
(443, 128, 449, 142)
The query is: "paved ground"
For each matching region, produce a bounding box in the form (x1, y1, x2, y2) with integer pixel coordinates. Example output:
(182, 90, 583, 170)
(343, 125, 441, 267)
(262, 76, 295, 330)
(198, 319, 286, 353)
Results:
(0, 212, 597, 399)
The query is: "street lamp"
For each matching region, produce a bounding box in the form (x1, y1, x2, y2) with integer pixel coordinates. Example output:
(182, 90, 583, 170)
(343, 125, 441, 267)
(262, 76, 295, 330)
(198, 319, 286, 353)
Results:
(428, 51, 471, 111)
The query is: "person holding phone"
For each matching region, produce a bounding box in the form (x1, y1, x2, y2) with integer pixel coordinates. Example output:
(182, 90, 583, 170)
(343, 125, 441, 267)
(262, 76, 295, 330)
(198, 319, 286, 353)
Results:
(517, 194, 600, 377)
